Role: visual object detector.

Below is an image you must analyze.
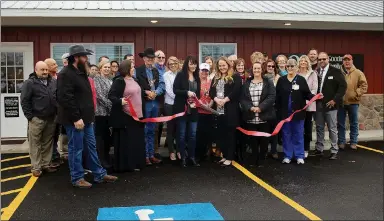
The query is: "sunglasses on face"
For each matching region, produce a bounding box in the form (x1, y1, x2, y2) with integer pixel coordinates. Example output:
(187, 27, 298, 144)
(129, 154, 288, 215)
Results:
(286, 65, 295, 68)
(267, 65, 275, 68)
(318, 58, 327, 61)
(158, 56, 165, 59)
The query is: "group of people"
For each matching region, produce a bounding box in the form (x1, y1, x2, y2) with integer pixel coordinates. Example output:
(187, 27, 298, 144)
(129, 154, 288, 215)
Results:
(21, 44, 368, 188)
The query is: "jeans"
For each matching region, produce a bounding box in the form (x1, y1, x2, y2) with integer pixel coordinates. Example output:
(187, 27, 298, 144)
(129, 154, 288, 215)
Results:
(65, 124, 107, 184)
(282, 120, 305, 160)
(177, 116, 198, 160)
(337, 104, 359, 145)
(315, 102, 338, 153)
(144, 101, 159, 158)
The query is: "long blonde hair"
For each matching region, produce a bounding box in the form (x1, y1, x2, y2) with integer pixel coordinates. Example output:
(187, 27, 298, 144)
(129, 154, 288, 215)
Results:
(213, 56, 234, 86)
(298, 55, 312, 72)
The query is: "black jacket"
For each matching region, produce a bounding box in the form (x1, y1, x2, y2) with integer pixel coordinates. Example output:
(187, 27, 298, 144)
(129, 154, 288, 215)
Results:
(275, 74, 314, 121)
(317, 65, 347, 111)
(240, 77, 276, 122)
(209, 74, 242, 127)
(57, 65, 95, 125)
(135, 64, 163, 102)
(173, 71, 201, 122)
(20, 72, 57, 121)
(108, 76, 145, 128)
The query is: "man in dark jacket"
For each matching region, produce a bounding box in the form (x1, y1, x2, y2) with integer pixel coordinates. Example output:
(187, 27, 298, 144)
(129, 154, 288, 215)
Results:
(311, 52, 347, 160)
(135, 47, 165, 165)
(57, 45, 117, 188)
(21, 61, 58, 177)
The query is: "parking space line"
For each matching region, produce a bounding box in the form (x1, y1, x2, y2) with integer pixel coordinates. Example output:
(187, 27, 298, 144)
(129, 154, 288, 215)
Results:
(1, 155, 30, 163)
(1, 188, 23, 196)
(1, 174, 32, 183)
(1, 164, 31, 172)
(1, 176, 38, 221)
(232, 161, 322, 221)
(356, 144, 384, 154)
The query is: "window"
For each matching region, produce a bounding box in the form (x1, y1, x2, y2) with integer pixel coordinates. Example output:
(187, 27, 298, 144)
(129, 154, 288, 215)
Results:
(51, 43, 134, 71)
(1, 52, 25, 93)
(199, 43, 237, 63)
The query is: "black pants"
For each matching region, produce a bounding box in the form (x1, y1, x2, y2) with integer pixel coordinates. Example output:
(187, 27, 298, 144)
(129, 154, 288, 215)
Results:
(164, 104, 177, 153)
(236, 120, 248, 163)
(269, 119, 278, 154)
(95, 116, 112, 169)
(217, 116, 236, 161)
(246, 123, 270, 165)
(304, 111, 314, 151)
(196, 113, 213, 160)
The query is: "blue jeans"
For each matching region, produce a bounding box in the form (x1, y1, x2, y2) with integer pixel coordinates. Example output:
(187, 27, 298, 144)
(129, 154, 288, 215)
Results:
(337, 104, 359, 145)
(282, 120, 305, 160)
(65, 124, 106, 185)
(177, 117, 198, 160)
(144, 101, 159, 158)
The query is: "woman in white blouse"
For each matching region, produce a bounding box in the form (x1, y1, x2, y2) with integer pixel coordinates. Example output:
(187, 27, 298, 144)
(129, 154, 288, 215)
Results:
(163, 56, 180, 161)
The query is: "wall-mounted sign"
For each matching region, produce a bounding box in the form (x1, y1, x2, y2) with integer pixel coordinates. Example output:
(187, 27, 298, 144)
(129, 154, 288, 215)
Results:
(4, 96, 20, 118)
(272, 54, 364, 72)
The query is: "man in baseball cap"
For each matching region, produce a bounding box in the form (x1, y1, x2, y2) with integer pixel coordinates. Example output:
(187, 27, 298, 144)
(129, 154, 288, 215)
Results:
(338, 53, 368, 151)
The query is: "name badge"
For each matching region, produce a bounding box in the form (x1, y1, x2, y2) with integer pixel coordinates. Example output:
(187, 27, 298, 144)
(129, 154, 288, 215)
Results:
(328, 76, 333, 79)
(292, 84, 299, 90)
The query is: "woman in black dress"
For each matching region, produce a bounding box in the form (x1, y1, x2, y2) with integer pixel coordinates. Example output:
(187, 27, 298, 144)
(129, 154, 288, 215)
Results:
(108, 60, 146, 172)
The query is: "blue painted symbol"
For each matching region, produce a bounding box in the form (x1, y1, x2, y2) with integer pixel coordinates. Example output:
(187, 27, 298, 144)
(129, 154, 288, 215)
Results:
(97, 202, 224, 220)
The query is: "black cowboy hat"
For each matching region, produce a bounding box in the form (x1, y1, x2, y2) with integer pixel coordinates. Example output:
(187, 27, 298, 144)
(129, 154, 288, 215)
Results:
(67, 45, 93, 57)
(138, 47, 156, 58)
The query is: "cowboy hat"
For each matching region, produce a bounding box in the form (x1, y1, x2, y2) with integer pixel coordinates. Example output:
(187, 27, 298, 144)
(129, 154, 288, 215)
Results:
(138, 47, 156, 58)
(67, 45, 93, 57)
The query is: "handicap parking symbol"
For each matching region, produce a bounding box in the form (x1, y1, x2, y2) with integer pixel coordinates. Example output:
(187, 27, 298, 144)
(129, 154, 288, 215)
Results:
(97, 203, 224, 220)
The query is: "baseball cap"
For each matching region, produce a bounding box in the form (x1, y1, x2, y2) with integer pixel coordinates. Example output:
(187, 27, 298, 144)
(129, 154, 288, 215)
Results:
(61, 53, 69, 59)
(199, 63, 210, 71)
(343, 54, 353, 60)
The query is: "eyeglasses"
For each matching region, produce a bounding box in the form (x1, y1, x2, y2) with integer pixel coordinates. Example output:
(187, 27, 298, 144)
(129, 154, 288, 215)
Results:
(267, 65, 275, 68)
(169, 63, 178, 66)
(158, 56, 165, 59)
(318, 58, 327, 61)
(286, 65, 295, 68)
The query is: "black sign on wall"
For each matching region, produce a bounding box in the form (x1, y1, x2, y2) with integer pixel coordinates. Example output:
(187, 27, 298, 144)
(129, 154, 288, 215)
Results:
(272, 54, 364, 72)
(4, 96, 20, 118)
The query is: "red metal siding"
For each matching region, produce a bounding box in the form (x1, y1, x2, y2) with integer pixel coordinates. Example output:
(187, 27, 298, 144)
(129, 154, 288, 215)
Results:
(2, 27, 383, 94)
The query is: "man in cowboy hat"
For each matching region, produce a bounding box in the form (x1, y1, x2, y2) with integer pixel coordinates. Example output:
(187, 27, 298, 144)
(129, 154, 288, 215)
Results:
(57, 44, 117, 188)
(135, 47, 165, 165)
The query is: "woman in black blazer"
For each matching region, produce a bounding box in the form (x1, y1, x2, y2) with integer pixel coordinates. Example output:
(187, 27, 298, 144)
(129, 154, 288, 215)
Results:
(108, 60, 146, 172)
(240, 62, 276, 167)
(173, 56, 201, 167)
(209, 57, 242, 167)
(275, 59, 314, 165)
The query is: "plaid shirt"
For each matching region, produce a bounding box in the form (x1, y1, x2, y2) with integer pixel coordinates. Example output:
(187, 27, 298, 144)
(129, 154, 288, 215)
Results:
(248, 81, 265, 124)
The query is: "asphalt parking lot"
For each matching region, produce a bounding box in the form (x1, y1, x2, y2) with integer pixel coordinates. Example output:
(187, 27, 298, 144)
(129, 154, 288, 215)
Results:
(1, 141, 383, 220)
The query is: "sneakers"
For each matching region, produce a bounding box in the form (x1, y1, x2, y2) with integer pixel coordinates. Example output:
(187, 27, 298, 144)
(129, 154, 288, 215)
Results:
(297, 158, 305, 165)
(221, 160, 232, 167)
(282, 158, 291, 164)
(218, 158, 226, 164)
(170, 153, 177, 161)
(32, 170, 42, 177)
(73, 178, 92, 188)
(304, 151, 309, 159)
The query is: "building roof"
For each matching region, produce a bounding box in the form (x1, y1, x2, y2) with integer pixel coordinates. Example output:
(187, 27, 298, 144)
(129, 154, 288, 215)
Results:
(1, 1, 383, 30)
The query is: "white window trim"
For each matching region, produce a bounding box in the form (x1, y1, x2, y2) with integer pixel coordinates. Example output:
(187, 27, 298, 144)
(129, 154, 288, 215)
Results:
(198, 42, 237, 64)
(50, 42, 135, 65)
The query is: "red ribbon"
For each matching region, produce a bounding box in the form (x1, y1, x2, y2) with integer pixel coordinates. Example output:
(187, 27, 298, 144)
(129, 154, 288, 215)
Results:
(236, 93, 322, 137)
(125, 93, 322, 137)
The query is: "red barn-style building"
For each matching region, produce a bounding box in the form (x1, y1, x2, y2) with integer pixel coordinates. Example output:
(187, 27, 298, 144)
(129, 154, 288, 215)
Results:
(1, 1, 383, 138)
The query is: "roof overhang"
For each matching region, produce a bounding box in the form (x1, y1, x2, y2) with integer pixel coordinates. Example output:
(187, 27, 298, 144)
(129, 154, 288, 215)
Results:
(1, 9, 383, 31)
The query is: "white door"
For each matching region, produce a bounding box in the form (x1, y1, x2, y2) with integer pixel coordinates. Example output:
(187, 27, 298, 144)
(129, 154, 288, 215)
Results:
(1, 42, 34, 138)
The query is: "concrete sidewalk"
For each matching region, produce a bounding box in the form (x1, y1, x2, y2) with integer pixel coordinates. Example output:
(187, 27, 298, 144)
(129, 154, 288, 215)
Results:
(1, 130, 383, 154)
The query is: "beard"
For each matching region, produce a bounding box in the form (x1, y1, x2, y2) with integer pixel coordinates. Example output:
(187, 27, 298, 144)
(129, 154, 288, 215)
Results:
(78, 60, 87, 74)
